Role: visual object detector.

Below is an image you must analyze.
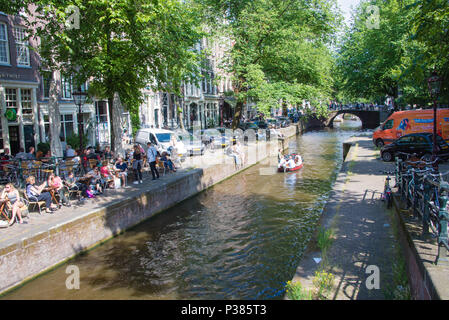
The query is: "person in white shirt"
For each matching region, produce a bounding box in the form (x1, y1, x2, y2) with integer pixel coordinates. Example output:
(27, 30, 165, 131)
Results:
(286, 156, 296, 169)
(146, 142, 159, 180)
(278, 156, 287, 170)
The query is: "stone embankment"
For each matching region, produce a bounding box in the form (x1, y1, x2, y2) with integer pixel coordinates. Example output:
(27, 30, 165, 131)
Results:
(0, 124, 300, 295)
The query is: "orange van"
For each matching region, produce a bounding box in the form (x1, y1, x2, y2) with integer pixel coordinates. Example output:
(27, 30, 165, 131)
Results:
(372, 109, 449, 147)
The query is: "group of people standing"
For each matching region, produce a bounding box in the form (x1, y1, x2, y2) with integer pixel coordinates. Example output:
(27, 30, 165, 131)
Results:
(130, 141, 177, 185)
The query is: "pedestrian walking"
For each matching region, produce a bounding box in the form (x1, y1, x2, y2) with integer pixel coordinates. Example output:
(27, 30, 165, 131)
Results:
(132, 145, 143, 184)
(146, 142, 159, 180)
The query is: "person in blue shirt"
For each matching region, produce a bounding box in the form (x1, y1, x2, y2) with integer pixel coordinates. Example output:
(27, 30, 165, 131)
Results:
(115, 157, 128, 187)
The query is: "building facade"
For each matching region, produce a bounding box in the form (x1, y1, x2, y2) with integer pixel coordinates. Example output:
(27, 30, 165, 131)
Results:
(139, 36, 235, 131)
(0, 11, 114, 156)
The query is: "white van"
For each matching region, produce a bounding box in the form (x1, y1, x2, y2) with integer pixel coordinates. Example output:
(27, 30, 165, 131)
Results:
(135, 128, 187, 159)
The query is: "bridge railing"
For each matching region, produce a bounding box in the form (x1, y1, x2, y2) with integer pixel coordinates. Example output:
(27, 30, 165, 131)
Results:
(395, 157, 449, 265)
(328, 105, 385, 112)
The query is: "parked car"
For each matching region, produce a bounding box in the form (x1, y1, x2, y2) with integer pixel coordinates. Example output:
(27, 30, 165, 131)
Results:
(275, 116, 291, 128)
(177, 131, 205, 156)
(238, 122, 267, 141)
(266, 118, 281, 129)
(253, 120, 268, 129)
(200, 129, 231, 149)
(380, 133, 449, 162)
(135, 128, 188, 158)
(216, 127, 238, 144)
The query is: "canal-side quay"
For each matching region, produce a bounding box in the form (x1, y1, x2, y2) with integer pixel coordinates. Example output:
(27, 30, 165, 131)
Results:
(290, 135, 449, 300)
(0, 125, 300, 295)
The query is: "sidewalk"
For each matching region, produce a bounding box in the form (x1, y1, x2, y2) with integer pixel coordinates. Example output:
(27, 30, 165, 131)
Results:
(291, 136, 403, 299)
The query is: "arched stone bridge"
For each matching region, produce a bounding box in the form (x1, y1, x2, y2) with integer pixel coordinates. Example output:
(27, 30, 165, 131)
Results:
(325, 109, 391, 129)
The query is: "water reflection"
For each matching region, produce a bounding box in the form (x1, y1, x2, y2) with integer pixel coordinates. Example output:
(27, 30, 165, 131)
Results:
(3, 121, 363, 300)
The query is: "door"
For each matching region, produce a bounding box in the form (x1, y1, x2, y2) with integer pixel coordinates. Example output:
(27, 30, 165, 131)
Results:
(381, 118, 395, 143)
(24, 125, 35, 154)
(8, 126, 20, 155)
(154, 109, 159, 128)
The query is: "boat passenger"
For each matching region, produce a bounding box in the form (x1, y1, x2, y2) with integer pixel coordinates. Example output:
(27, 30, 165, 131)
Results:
(286, 156, 296, 169)
(278, 155, 287, 169)
(295, 154, 303, 166)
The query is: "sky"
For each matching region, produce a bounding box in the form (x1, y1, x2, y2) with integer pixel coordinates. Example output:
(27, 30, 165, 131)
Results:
(337, 0, 361, 25)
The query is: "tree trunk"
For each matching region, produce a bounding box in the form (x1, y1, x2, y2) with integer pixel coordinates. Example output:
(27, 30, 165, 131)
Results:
(48, 70, 63, 158)
(232, 100, 244, 129)
(110, 92, 125, 157)
(177, 99, 186, 131)
(108, 96, 115, 152)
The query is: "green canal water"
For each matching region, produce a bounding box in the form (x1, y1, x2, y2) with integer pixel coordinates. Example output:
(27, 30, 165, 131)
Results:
(4, 121, 364, 300)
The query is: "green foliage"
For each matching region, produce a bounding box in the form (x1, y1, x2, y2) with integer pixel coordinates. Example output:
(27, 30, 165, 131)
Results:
(66, 134, 88, 151)
(37, 142, 50, 155)
(336, 0, 449, 106)
(312, 270, 335, 299)
(285, 280, 313, 300)
(317, 227, 334, 253)
(202, 0, 341, 124)
(22, 0, 205, 146)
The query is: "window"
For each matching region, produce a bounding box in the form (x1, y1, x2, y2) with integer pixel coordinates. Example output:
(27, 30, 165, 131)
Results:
(0, 23, 9, 64)
(415, 136, 427, 144)
(398, 136, 413, 144)
(60, 114, 74, 140)
(42, 71, 51, 99)
(13, 26, 30, 66)
(5, 88, 17, 122)
(61, 75, 72, 99)
(383, 119, 394, 130)
(21, 88, 32, 122)
(43, 114, 50, 142)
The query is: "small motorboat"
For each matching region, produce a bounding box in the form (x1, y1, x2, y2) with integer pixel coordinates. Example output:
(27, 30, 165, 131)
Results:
(278, 153, 304, 172)
(278, 163, 303, 172)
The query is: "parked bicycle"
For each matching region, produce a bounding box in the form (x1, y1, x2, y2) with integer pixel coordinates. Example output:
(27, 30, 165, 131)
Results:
(382, 171, 394, 208)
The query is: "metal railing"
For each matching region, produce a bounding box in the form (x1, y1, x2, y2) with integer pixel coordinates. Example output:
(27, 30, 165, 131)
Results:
(395, 156, 449, 265)
(0, 157, 85, 188)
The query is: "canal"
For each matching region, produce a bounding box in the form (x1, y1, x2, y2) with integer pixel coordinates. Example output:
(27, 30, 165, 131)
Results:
(4, 120, 363, 300)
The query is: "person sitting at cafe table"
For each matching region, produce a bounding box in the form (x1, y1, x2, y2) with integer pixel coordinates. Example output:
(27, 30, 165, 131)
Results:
(102, 146, 114, 162)
(115, 157, 128, 187)
(100, 161, 114, 188)
(160, 151, 176, 172)
(65, 171, 88, 199)
(86, 166, 104, 194)
(66, 145, 76, 158)
(0, 183, 25, 225)
(26, 176, 57, 213)
(47, 173, 71, 207)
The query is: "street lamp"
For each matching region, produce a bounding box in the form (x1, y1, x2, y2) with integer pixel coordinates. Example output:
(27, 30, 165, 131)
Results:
(72, 87, 88, 153)
(427, 71, 442, 160)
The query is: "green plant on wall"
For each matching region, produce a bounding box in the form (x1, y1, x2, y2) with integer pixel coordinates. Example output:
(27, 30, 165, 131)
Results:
(285, 281, 312, 300)
(207, 118, 216, 128)
(66, 134, 89, 151)
(312, 270, 335, 300)
(37, 142, 50, 155)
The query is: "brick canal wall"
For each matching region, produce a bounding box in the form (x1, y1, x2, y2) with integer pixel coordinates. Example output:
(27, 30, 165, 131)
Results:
(0, 124, 301, 294)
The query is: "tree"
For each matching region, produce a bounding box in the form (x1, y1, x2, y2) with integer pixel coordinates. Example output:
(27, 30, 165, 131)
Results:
(335, 0, 438, 108)
(201, 0, 341, 128)
(19, 0, 204, 155)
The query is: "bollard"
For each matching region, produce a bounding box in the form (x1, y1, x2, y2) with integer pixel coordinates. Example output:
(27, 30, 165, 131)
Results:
(437, 181, 449, 265)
